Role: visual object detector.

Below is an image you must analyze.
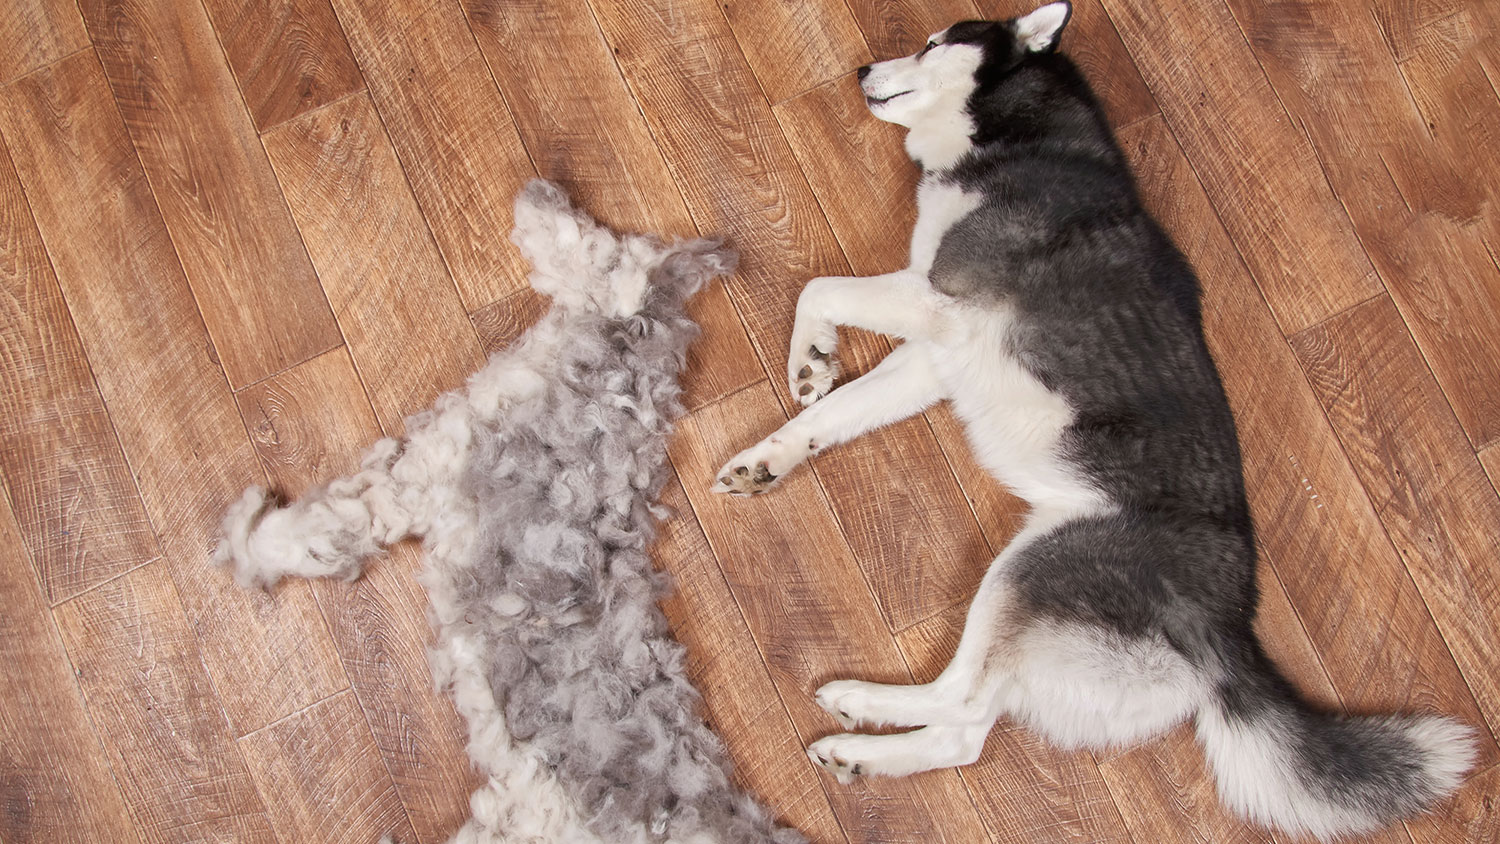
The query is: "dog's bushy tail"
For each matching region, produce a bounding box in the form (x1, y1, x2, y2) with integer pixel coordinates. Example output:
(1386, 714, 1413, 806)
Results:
(1195, 649, 1474, 841)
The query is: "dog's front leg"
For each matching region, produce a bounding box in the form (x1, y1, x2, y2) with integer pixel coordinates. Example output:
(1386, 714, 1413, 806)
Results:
(787, 269, 941, 405)
(714, 341, 945, 495)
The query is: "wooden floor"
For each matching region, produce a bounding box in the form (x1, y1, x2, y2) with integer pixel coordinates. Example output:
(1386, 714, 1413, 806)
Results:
(2, 0, 1498, 841)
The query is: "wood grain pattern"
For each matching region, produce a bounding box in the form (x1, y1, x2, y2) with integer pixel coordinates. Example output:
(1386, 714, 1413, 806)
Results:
(0, 0, 86, 85)
(724, 0, 871, 104)
(78, 0, 341, 388)
(326, 0, 535, 311)
(235, 344, 479, 843)
(670, 383, 994, 842)
(654, 476, 847, 842)
(0, 133, 159, 605)
(1291, 295, 1500, 739)
(1407, 761, 1500, 844)
(201, 0, 365, 131)
(238, 690, 415, 844)
(844, 0, 978, 62)
(0, 492, 139, 844)
(1102, 0, 1381, 333)
(896, 603, 1132, 842)
(0, 51, 347, 734)
(1100, 726, 1277, 844)
(262, 94, 485, 433)
(1231, 0, 1500, 450)
(1481, 445, 1500, 493)
(53, 563, 274, 842)
(1117, 114, 1493, 759)
(459, 0, 763, 409)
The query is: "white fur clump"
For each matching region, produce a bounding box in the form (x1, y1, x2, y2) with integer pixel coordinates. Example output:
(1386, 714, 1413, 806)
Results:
(215, 181, 802, 844)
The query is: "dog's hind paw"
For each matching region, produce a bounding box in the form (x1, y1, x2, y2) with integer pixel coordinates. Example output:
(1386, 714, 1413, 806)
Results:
(788, 344, 837, 407)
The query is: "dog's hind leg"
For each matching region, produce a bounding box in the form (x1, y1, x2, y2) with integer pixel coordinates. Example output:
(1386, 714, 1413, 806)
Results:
(813, 511, 1071, 730)
(714, 341, 946, 495)
(788, 270, 943, 404)
(807, 723, 992, 784)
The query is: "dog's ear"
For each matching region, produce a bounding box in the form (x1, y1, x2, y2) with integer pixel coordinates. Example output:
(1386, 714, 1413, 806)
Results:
(1014, 1, 1071, 53)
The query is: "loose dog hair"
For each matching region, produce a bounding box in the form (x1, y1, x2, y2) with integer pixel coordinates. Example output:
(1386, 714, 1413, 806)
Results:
(217, 181, 801, 844)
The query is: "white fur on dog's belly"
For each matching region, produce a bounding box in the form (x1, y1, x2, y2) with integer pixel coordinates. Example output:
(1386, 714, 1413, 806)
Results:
(1002, 620, 1209, 750)
(910, 178, 981, 274)
(934, 309, 1109, 514)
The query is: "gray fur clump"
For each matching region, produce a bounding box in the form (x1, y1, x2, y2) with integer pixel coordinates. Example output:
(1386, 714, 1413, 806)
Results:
(216, 180, 803, 844)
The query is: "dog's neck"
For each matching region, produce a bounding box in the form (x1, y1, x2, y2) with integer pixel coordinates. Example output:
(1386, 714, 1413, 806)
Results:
(904, 109, 977, 173)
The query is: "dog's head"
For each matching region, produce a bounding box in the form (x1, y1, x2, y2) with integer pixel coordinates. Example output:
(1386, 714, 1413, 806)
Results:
(858, 2, 1072, 167)
(510, 180, 735, 317)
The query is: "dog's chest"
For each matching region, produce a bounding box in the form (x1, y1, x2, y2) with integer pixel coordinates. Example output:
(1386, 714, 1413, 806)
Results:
(909, 178, 980, 275)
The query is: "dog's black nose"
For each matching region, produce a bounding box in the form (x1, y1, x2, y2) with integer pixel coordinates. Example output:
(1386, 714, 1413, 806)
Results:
(857, 65, 871, 80)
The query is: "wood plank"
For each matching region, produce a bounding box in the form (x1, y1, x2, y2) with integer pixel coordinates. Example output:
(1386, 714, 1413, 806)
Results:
(596, 0, 991, 632)
(326, 0, 535, 311)
(457, 0, 762, 409)
(1290, 295, 1500, 740)
(589, 0, 856, 381)
(78, 0, 341, 388)
(53, 563, 274, 842)
(723, 0, 871, 104)
(238, 690, 415, 844)
(896, 604, 1131, 842)
(0, 0, 86, 85)
(0, 131, 159, 604)
(1101, 0, 1381, 333)
(262, 94, 485, 432)
(1099, 726, 1275, 844)
(654, 476, 847, 842)
(1230, 0, 1500, 449)
(0, 50, 348, 733)
(1117, 114, 1494, 759)
(844, 0, 978, 63)
(978, 0, 1158, 130)
(200, 0, 365, 131)
(669, 384, 994, 842)
(235, 346, 479, 842)
(0, 490, 140, 844)
(1407, 761, 1500, 844)
(470, 287, 550, 357)
(1481, 445, 1500, 493)
(1373, 0, 1468, 63)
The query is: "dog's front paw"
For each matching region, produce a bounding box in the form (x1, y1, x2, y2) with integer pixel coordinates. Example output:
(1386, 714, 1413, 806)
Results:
(816, 680, 878, 730)
(712, 435, 811, 497)
(807, 735, 867, 785)
(788, 344, 838, 406)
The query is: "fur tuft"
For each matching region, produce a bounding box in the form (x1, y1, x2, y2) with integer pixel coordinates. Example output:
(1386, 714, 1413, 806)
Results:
(1197, 658, 1476, 841)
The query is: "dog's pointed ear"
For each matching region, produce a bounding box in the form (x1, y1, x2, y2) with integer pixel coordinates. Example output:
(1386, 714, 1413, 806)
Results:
(1014, 1, 1071, 53)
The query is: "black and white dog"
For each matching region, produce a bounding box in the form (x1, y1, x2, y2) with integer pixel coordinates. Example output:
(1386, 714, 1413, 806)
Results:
(713, 3, 1473, 839)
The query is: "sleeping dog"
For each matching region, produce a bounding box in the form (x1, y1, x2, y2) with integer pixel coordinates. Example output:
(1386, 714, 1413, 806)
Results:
(714, 4, 1473, 839)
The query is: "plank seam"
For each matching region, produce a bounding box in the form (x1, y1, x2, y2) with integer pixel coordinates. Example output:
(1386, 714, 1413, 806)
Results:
(658, 455, 856, 844)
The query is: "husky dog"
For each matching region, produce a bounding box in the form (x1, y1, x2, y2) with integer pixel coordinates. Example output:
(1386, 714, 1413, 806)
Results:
(712, 3, 1474, 839)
